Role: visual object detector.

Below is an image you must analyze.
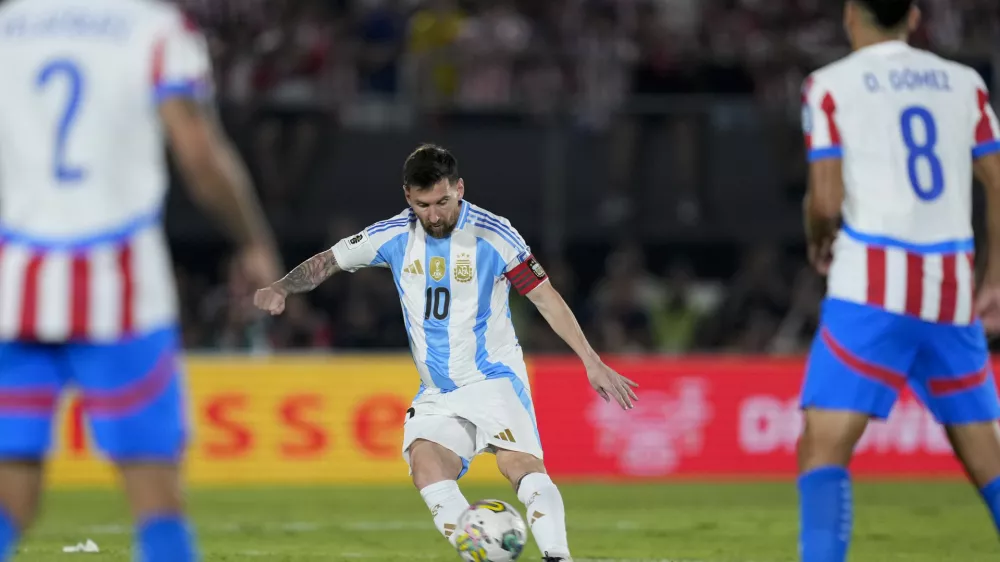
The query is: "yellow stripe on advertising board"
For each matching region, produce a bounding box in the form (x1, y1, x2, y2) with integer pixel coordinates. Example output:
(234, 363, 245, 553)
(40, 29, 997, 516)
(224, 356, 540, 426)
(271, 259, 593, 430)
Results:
(46, 356, 514, 487)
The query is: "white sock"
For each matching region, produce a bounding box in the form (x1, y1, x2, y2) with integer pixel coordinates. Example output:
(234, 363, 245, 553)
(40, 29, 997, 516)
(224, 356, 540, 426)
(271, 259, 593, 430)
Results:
(420, 480, 470, 546)
(517, 473, 570, 558)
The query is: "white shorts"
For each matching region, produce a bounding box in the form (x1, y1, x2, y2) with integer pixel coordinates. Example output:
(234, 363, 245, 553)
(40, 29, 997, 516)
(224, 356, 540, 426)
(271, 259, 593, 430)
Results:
(402, 377, 542, 476)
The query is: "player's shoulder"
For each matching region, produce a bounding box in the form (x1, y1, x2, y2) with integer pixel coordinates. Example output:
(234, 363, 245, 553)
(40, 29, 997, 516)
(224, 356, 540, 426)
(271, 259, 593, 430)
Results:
(134, 0, 194, 30)
(462, 202, 528, 255)
(463, 202, 517, 230)
(365, 208, 416, 240)
(0, 0, 185, 29)
(806, 52, 858, 84)
(937, 57, 989, 89)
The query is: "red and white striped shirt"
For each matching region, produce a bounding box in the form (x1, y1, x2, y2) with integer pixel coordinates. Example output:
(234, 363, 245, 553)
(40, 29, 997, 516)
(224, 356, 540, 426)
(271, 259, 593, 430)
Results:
(803, 41, 1000, 325)
(0, 218, 178, 342)
(0, 0, 212, 342)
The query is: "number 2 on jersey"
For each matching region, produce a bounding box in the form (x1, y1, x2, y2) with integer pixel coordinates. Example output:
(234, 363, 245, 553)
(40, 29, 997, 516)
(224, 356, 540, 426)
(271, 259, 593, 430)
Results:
(36, 59, 86, 185)
(899, 106, 944, 201)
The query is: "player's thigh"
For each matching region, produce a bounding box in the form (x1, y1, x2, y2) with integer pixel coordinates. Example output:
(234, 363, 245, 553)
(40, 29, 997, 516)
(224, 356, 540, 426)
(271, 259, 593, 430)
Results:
(403, 396, 477, 480)
(909, 321, 1000, 425)
(67, 328, 188, 462)
(0, 341, 64, 459)
(452, 377, 543, 461)
(800, 299, 917, 420)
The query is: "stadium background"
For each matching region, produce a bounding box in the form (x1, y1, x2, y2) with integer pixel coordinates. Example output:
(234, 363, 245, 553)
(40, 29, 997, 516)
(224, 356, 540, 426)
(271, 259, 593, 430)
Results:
(22, 1, 1000, 561)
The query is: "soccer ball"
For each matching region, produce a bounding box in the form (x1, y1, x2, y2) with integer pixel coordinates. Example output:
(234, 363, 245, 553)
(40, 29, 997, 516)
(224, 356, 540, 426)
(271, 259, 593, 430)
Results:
(453, 499, 528, 562)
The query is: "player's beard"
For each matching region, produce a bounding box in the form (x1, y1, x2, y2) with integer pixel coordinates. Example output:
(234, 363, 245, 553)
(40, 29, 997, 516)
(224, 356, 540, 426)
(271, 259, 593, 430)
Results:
(422, 216, 458, 238)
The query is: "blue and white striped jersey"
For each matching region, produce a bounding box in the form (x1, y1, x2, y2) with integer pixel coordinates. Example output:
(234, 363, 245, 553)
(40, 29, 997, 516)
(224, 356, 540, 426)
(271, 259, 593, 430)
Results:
(331, 201, 548, 395)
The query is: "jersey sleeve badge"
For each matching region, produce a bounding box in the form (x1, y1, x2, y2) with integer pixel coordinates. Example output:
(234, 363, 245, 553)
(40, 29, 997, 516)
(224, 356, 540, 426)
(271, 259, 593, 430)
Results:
(347, 230, 369, 248)
(527, 257, 546, 279)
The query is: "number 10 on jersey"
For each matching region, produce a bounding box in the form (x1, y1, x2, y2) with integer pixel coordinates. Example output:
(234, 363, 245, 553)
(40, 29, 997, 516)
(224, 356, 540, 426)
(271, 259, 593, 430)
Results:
(900, 105, 944, 201)
(425, 287, 451, 320)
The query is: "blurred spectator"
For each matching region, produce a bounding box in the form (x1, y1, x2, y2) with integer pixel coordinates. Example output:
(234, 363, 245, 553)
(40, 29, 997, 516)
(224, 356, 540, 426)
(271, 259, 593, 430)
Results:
(356, 0, 405, 95)
(253, 0, 333, 205)
(769, 264, 824, 354)
(590, 242, 663, 353)
(453, 0, 531, 111)
(696, 245, 790, 352)
(571, 2, 638, 131)
(405, 0, 465, 108)
(652, 261, 704, 354)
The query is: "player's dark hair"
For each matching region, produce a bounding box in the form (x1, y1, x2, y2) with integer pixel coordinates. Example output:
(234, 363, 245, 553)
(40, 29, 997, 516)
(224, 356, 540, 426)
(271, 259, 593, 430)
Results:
(403, 144, 459, 190)
(854, 0, 914, 30)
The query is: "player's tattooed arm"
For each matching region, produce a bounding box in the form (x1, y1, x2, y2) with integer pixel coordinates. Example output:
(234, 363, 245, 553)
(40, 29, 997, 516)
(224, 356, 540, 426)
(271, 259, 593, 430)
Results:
(272, 249, 341, 295)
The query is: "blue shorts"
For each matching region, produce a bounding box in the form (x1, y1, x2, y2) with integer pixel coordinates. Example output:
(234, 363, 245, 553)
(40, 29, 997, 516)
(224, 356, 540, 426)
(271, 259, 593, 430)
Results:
(802, 299, 1000, 424)
(0, 328, 188, 461)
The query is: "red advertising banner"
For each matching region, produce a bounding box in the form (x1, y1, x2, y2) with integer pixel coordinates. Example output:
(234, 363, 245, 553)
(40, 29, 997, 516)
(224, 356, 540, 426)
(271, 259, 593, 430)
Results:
(531, 356, 992, 480)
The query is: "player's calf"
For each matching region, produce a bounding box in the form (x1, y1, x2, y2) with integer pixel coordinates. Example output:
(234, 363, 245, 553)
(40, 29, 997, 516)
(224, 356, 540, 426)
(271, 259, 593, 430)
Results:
(408, 439, 470, 545)
(798, 408, 869, 470)
(118, 463, 196, 562)
(797, 409, 869, 562)
(496, 449, 571, 561)
(0, 461, 44, 562)
(945, 421, 1000, 534)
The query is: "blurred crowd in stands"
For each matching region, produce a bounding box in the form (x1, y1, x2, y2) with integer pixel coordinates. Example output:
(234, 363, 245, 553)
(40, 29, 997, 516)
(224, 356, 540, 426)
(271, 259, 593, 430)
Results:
(170, 0, 999, 354)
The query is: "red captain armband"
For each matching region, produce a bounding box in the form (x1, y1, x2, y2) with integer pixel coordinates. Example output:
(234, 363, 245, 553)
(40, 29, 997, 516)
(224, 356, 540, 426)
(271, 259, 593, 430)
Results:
(504, 255, 548, 295)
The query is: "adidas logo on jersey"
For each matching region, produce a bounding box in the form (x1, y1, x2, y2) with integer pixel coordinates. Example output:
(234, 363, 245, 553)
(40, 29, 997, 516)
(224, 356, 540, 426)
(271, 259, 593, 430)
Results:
(493, 429, 516, 443)
(404, 260, 424, 275)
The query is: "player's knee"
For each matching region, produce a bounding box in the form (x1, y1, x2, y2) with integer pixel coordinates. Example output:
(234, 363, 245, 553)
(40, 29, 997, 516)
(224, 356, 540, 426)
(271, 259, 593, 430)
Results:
(408, 439, 464, 489)
(495, 449, 545, 489)
(117, 463, 185, 521)
(0, 460, 45, 530)
(798, 408, 869, 471)
(946, 421, 1000, 487)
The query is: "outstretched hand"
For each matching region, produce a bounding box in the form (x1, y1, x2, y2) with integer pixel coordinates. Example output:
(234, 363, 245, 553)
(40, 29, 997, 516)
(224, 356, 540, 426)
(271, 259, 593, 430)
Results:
(586, 361, 639, 410)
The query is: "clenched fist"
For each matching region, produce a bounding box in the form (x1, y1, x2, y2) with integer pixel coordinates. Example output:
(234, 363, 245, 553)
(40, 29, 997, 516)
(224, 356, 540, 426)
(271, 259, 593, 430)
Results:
(254, 285, 288, 315)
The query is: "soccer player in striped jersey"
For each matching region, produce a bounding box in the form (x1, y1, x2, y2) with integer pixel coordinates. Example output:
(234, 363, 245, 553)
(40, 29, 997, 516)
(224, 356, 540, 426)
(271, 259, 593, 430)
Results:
(0, 1, 280, 561)
(798, 1, 1000, 560)
(255, 144, 638, 562)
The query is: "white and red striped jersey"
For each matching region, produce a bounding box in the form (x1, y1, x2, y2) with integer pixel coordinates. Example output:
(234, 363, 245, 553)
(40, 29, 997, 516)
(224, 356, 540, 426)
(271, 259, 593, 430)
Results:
(803, 40, 1000, 325)
(0, 0, 212, 342)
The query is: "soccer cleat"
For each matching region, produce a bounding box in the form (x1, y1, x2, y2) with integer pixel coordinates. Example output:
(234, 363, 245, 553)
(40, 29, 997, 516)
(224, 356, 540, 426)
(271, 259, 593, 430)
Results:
(542, 557, 572, 562)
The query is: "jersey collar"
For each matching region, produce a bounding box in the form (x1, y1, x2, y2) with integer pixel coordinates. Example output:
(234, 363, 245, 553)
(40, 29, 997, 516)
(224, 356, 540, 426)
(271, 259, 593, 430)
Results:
(857, 39, 910, 56)
(456, 200, 472, 230)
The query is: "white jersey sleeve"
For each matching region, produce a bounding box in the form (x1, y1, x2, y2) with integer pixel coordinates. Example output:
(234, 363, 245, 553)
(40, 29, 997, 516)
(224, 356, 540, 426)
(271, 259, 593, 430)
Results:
(971, 72, 1000, 160)
(330, 210, 414, 272)
(152, 8, 213, 104)
(464, 205, 548, 295)
(802, 73, 843, 162)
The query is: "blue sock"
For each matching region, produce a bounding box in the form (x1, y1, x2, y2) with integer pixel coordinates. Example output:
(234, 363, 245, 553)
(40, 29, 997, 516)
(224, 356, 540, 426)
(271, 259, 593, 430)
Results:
(137, 514, 197, 562)
(979, 476, 1000, 534)
(798, 466, 851, 562)
(0, 508, 17, 562)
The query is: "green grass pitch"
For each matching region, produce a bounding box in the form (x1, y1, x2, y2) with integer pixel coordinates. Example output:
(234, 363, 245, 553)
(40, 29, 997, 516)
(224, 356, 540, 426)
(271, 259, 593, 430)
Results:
(16, 482, 998, 561)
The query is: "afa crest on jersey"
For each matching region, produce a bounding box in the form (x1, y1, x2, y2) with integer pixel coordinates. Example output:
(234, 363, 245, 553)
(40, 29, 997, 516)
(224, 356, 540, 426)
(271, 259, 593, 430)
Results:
(454, 254, 474, 283)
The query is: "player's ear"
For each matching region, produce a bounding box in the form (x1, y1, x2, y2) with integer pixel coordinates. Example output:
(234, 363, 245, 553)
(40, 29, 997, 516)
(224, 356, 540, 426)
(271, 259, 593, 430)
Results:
(403, 185, 412, 204)
(456, 178, 465, 200)
(842, 1, 855, 35)
(907, 5, 921, 33)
